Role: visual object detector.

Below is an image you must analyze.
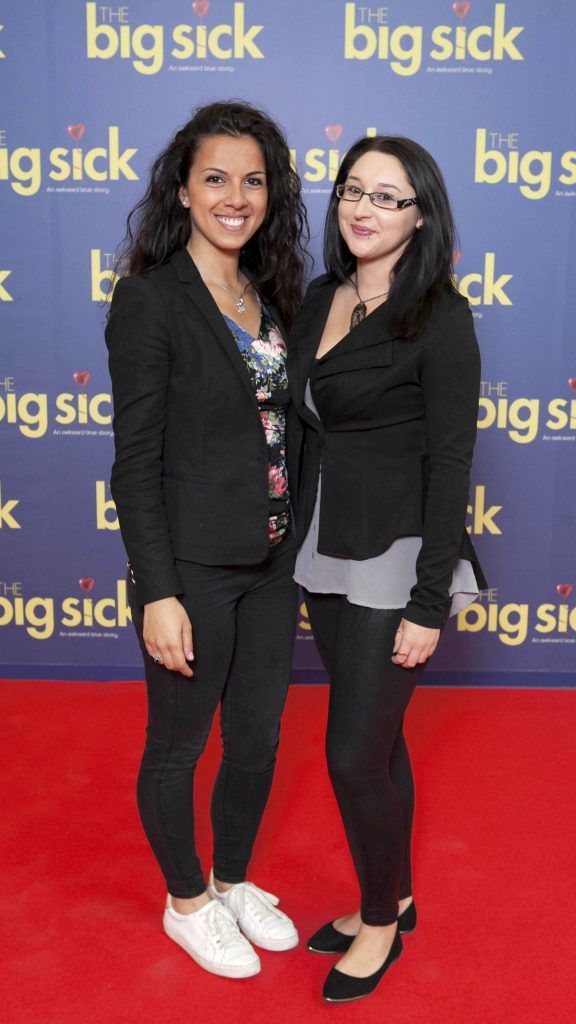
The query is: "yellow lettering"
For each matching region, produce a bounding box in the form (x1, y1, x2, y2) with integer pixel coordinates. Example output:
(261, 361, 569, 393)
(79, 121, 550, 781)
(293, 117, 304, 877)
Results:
(61, 597, 82, 628)
(559, 151, 576, 185)
(171, 24, 194, 59)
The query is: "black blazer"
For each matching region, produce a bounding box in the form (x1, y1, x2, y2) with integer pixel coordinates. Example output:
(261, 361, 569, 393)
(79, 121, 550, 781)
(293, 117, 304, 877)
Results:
(287, 274, 487, 629)
(105, 248, 287, 606)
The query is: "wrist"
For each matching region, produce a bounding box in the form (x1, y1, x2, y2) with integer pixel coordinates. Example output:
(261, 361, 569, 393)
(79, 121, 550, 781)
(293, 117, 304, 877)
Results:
(145, 595, 179, 609)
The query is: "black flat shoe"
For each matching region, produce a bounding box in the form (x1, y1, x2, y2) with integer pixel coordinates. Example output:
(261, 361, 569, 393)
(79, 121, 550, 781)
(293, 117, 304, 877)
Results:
(307, 921, 354, 955)
(398, 898, 417, 934)
(307, 900, 416, 954)
(322, 927, 403, 1004)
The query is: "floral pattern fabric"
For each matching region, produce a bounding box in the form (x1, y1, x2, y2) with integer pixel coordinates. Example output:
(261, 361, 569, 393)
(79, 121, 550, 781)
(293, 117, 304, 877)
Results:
(224, 303, 290, 546)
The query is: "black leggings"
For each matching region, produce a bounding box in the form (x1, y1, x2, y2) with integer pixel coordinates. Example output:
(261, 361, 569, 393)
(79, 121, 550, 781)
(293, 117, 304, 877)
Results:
(131, 535, 298, 899)
(304, 590, 448, 926)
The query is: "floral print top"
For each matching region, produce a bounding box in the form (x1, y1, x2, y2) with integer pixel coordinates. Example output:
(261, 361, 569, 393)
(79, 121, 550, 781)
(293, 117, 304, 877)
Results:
(223, 301, 290, 546)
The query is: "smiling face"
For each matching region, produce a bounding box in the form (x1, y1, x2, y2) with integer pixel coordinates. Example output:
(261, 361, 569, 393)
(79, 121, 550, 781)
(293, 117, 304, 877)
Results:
(179, 134, 268, 259)
(337, 150, 423, 269)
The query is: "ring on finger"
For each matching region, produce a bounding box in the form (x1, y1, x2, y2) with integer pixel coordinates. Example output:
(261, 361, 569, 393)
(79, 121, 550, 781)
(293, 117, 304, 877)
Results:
(152, 653, 163, 664)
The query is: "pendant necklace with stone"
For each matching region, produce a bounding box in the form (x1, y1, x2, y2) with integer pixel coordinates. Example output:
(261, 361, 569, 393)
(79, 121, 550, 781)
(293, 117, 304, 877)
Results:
(349, 276, 389, 330)
(203, 274, 252, 314)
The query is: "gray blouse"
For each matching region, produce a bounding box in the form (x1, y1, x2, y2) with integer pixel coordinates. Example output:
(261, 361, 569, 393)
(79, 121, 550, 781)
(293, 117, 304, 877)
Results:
(293, 383, 479, 617)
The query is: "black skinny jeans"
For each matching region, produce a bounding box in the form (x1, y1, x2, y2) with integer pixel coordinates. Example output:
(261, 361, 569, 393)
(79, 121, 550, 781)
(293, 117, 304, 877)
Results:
(131, 534, 298, 899)
(304, 590, 449, 927)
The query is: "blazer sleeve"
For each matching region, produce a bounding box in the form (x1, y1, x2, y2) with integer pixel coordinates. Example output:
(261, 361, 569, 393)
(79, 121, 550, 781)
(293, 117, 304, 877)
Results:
(285, 280, 317, 517)
(286, 402, 304, 518)
(403, 298, 481, 629)
(105, 275, 183, 606)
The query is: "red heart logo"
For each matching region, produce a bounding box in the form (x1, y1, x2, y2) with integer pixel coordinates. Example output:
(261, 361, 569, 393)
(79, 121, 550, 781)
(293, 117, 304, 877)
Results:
(79, 578, 95, 592)
(324, 125, 343, 143)
(192, 0, 210, 17)
(453, 1, 471, 17)
(73, 371, 91, 387)
(453, 250, 462, 265)
(568, 378, 576, 392)
(556, 583, 573, 599)
(67, 124, 85, 141)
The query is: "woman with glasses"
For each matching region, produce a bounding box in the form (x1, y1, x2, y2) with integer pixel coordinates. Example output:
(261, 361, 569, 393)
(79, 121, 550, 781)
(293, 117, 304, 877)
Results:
(287, 136, 487, 1003)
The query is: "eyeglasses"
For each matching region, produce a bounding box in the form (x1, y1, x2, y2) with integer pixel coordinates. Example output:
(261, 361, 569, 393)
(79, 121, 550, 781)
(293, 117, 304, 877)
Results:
(336, 183, 419, 211)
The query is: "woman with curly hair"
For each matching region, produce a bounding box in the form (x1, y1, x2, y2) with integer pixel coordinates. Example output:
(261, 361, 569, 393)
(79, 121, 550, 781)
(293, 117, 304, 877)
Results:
(105, 101, 309, 979)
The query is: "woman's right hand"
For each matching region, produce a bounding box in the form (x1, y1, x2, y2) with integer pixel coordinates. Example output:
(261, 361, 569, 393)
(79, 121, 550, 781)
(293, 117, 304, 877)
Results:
(143, 597, 194, 677)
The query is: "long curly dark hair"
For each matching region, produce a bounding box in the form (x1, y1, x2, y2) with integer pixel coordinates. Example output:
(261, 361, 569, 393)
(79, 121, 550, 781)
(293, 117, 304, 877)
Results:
(324, 136, 458, 339)
(115, 100, 310, 328)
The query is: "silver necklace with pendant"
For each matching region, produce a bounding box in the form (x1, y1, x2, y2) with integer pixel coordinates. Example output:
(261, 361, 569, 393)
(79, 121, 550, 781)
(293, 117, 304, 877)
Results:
(349, 276, 389, 330)
(203, 274, 252, 314)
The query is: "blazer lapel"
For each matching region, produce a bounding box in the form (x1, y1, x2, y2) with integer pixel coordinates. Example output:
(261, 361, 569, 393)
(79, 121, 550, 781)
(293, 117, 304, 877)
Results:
(292, 277, 337, 411)
(314, 305, 397, 379)
(317, 300, 397, 365)
(291, 275, 397, 422)
(170, 249, 258, 408)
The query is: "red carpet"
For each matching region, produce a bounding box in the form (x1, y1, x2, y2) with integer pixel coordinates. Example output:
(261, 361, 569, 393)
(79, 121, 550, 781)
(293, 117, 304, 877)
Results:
(1, 681, 574, 1023)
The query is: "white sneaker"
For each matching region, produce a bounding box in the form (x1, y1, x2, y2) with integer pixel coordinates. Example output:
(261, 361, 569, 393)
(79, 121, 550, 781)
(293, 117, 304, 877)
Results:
(163, 895, 261, 978)
(209, 871, 299, 952)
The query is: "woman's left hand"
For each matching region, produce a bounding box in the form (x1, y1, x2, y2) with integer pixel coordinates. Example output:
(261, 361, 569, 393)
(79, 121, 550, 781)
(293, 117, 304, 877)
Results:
(391, 618, 440, 669)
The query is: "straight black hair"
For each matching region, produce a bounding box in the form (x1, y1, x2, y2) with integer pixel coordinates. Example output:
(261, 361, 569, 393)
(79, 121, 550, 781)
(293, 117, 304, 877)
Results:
(323, 136, 458, 338)
(115, 100, 310, 328)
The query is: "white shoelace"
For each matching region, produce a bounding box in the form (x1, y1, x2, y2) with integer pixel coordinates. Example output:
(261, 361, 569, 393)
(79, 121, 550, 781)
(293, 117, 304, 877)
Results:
(234, 882, 283, 925)
(207, 901, 246, 948)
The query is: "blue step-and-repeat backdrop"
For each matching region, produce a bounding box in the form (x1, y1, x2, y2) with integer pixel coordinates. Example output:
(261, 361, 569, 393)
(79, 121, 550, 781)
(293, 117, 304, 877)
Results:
(1, 1, 575, 684)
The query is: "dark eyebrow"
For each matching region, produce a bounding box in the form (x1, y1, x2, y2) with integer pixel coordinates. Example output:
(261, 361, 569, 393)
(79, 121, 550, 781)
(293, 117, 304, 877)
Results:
(200, 166, 267, 175)
(347, 175, 400, 192)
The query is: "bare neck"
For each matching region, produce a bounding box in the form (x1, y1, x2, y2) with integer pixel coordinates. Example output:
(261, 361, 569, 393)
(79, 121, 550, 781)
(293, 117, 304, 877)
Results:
(186, 238, 243, 292)
(354, 257, 395, 299)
